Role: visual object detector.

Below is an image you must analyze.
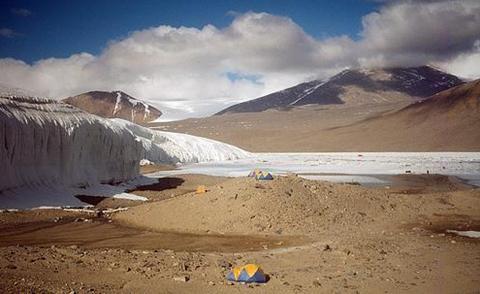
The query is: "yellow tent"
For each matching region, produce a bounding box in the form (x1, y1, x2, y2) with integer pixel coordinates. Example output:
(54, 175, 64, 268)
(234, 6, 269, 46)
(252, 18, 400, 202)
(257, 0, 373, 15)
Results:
(196, 185, 208, 194)
(226, 264, 267, 283)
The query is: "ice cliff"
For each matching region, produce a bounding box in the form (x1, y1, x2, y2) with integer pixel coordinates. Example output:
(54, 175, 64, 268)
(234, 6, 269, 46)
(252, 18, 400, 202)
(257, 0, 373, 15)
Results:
(111, 119, 251, 164)
(0, 93, 250, 196)
(0, 95, 143, 191)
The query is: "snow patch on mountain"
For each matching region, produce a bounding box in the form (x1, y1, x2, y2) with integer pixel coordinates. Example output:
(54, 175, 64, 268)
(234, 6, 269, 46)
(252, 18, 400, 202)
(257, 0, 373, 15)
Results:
(113, 92, 122, 115)
(289, 80, 326, 106)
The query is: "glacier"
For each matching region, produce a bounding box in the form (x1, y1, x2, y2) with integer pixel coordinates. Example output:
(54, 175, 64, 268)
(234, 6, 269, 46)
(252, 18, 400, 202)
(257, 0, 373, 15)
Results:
(0, 95, 143, 191)
(0, 92, 250, 208)
(111, 119, 251, 164)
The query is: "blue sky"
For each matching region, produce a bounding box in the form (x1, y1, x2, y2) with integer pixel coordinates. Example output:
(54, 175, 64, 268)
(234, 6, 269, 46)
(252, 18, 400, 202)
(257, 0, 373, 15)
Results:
(0, 0, 378, 63)
(1, 0, 479, 120)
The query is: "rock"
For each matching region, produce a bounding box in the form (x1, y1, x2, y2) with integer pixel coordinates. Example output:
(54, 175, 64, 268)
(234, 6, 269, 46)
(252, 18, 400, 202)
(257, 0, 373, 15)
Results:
(173, 276, 189, 282)
(313, 280, 322, 287)
(216, 259, 232, 269)
(69, 245, 79, 250)
(323, 244, 331, 251)
(208, 281, 215, 286)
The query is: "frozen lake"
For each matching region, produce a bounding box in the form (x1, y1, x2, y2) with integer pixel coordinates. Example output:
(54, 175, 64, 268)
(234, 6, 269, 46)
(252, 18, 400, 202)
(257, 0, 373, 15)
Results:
(2, 152, 479, 209)
(151, 152, 480, 186)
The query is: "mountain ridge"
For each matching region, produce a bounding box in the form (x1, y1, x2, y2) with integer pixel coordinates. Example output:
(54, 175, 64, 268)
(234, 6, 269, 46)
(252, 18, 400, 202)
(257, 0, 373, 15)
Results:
(216, 65, 463, 115)
(63, 90, 162, 125)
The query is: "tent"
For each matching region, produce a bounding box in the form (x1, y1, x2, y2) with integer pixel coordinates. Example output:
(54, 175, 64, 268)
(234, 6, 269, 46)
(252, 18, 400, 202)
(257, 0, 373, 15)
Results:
(247, 170, 274, 180)
(256, 172, 273, 180)
(196, 185, 208, 194)
(226, 264, 267, 283)
(248, 169, 261, 178)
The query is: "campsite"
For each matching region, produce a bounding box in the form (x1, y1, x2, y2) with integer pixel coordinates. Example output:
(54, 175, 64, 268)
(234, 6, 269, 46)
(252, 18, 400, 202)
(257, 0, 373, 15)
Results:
(1, 165, 479, 293)
(1, 0, 480, 293)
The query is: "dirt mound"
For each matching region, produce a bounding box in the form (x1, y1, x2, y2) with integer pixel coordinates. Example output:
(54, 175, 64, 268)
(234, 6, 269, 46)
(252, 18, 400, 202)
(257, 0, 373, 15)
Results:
(1, 175, 479, 293)
(114, 175, 447, 235)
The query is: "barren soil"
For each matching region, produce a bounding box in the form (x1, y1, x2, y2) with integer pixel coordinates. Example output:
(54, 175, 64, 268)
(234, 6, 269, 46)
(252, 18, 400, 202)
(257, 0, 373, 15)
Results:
(0, 174, 479, 293)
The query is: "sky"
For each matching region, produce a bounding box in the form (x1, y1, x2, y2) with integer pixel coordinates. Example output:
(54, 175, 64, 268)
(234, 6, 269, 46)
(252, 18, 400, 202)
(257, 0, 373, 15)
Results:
(1, 0, 480, 120)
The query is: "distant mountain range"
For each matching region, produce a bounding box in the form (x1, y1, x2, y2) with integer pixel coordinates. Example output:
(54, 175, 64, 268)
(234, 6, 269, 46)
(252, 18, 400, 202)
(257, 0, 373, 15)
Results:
(310, 79, 480, 151)
(216, 66, 463, 115)
(153, 66, 479, 151)
(63, 91, 162, 125)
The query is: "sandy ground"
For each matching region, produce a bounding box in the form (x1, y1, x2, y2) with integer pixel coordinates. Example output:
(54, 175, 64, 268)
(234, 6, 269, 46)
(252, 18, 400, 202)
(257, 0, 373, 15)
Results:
(139, 164, 177, 175)
(0, 174, 479, 293)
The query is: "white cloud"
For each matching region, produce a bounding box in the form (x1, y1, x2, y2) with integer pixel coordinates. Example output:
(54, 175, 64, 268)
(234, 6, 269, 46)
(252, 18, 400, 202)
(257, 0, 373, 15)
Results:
(436, 42, 480, 80)
(1, 0, 479, 120)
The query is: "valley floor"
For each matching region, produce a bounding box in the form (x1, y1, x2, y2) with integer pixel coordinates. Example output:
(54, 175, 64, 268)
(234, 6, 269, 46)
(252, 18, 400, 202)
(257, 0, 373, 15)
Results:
(0, 174, 479, 293)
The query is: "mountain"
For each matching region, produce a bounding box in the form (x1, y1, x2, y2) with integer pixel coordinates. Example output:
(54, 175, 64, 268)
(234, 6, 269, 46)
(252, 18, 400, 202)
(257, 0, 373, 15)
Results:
(216, 66, 463, 115)
(395, 78, 480, 118)
(312, 79, 480, 151)
(63, 90, 162, 125)
(153, 79, 479, 152)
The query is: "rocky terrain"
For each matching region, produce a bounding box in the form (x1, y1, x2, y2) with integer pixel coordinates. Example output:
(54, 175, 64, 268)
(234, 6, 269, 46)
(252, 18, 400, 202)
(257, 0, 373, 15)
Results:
(0, 174, 479, 293)
(63, 91, 162, 125)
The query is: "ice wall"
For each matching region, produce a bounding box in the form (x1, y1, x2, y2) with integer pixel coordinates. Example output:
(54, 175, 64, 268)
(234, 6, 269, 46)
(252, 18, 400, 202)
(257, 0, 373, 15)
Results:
(112, 119, 251, 164)
(0, 95, 143, 191)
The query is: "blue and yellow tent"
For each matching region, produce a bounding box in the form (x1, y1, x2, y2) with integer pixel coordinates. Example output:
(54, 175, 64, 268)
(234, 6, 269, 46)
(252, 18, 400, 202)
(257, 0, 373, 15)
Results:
(257, 172, 273, 180)
(248, 170, 274, 181)
(226, 264, 267, 283)
(248, 169, 261, 178)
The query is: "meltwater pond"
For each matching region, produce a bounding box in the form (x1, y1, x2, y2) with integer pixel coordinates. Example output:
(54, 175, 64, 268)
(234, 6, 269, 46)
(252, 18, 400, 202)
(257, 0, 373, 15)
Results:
(150, 152, 480, 186)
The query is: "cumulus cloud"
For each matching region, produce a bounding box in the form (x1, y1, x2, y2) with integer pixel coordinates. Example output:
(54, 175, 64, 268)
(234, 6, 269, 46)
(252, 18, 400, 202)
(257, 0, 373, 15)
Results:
(0, 0, 479, 119)
(437, 41, 480, 80)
